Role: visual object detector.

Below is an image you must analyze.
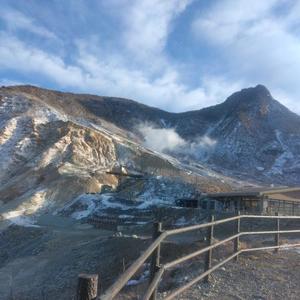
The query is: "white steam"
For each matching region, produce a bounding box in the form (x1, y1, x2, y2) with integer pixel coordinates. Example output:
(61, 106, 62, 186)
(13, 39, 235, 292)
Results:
(138, 124, 217, 160)
(191, 135, 217, 149)
(139, 126, 185, 152)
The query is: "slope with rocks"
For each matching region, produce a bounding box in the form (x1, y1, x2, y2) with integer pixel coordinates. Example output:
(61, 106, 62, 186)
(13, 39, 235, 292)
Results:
(8, 84, 300, 185)
(1, 83, 299, 227)
(0, 86, 239, 228)
(195, 85, 300, 184)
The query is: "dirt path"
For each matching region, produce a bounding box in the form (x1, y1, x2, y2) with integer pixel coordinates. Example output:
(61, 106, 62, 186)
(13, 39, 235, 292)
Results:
(0, 215, 150, 300)
(162, 249, 300, 300)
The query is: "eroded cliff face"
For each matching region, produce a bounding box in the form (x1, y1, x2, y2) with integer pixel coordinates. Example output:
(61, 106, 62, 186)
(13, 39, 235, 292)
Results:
(0, 92, 123, 222)
(0, 89, 188, 221)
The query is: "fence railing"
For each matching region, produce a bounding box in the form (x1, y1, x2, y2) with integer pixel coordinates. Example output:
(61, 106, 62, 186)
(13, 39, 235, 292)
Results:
(77, 213, 300, 300)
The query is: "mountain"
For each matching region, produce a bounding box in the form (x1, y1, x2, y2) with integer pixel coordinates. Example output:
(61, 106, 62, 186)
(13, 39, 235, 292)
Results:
(0, 83, 299, 226)
(70, 83, 300, 184)
(1, 85, 244, 227)
(178, 85, 300, 184)
(8, 84, 299, 184)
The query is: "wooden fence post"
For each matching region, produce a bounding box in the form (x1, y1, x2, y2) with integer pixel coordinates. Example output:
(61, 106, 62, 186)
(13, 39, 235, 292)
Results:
(234, 211, 241, 261)
(77, 274, 98, 300)
(149, 222, 162, 300)
(204, 215, 214, 283)
(275, 212, 280, 253)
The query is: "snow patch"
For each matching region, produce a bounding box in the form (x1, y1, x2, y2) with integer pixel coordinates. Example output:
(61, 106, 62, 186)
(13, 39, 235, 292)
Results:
(2, 210, 39, 227)
(1, 189, 48, 227)
(268, 130, 294, 175)
(61, 194, 133, 220)
(174, 216, 188, 226)
(71, 197, 97, 220)
(256, 166, 264, 171)
(126, 269, 149, 286)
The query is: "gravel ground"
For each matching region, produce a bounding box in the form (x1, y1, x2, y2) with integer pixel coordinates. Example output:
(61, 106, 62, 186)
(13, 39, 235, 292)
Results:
(160, 249, 300, 300)
(0, 219, 149, 300)
(1, 215, 299, 300)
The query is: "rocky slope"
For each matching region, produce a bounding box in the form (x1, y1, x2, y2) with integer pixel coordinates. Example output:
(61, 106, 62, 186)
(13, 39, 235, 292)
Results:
(0, 83, 299, 226)
(0, 86, 240, 227)
(5, 84, 300, 185)
(192, 85, 300, 184)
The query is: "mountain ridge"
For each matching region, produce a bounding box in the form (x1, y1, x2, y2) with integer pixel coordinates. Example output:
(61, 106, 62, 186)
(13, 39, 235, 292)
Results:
(3, 83, 299, 117)
(4, 84, 299, 137)
(1, 83, 300, 189)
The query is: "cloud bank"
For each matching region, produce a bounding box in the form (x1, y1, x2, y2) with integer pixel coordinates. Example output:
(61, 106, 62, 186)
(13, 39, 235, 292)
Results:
(0, 0, 300, 113)
(192, 0, 300, 113)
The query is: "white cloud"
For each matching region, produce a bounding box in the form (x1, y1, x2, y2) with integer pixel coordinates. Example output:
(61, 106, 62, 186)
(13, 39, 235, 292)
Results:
(76, 40, 241, 111)
(0, 34, 84, 86)
(0, 1, 246, 113)
(123, 0, 191, 62)
(0, 30, 239, 112)
(192, 0, 300, 113)
(0, 8, 56, 39)
(192, 0, 278, 45)
(5, 0, 299, 114)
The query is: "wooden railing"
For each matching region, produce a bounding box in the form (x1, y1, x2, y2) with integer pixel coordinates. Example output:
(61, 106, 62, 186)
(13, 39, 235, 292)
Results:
(77, 214, 300, 300)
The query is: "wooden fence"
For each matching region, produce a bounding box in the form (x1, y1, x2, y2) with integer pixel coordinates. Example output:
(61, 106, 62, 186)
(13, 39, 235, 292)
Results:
(77, 213, 300, 300)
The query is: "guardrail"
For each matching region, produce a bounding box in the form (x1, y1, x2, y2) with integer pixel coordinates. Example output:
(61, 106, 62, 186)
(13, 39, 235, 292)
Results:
(77, 213, 300, 300)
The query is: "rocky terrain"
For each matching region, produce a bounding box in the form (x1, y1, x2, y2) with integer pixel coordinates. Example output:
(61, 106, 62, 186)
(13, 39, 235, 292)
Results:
(161, 249, 300, 300)
(1, 84, 300, 299)
(3, 84, 300, 191)
(0, 85, 253, 229)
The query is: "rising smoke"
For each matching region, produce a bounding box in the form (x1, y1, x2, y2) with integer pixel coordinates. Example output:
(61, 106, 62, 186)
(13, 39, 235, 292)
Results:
(138, 124, 217, 160)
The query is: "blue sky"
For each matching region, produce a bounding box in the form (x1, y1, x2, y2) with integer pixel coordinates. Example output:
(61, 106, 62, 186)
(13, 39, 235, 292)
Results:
(1, 0, 300, 113)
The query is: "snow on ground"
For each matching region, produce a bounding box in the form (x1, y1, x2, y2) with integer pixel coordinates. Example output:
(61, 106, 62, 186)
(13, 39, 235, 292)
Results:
(134, 176, 196, 206)
(60, 175, 197, 221)
(71, 198, 97, 220)
(1, 210, 39, 227)
(256, 166, 265, 171)
(174, 216, 188, 226)
(38, 135, 71, 168)
(0, 95, 69, 177)
(61, 194, 134, 220)
(31, 104, 67, 125)
(0, 189, 49, 227)
(126, 266, 150, 286)
(269, 150, 294, 175)
(136, 198, 170, 209)
(268, 130, 294, 175)
(0, 117, 29, 173)
(101, 195, 131, 210)
(280, 242, 300, 254)
(118, 214, 134, 219)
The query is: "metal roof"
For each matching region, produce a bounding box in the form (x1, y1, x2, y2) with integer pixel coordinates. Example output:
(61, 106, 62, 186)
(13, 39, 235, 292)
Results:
(207, 187, 300, 198)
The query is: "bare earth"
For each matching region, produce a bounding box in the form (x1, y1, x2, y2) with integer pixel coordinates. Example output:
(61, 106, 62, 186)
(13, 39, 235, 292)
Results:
(162, 250, 300, 300)
(1, 215, 299, 300)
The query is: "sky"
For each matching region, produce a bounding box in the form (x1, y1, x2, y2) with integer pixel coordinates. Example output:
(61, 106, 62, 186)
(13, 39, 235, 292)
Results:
(0, 0, 300, 113)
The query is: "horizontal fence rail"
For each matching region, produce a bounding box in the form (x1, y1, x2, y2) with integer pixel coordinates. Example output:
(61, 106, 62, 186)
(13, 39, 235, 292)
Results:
(78, 214, 300, 300)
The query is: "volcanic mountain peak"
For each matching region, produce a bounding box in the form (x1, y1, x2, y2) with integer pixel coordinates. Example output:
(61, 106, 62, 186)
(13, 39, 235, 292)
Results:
(221, 84, 274, 113)
(241, 84, 272, 98)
